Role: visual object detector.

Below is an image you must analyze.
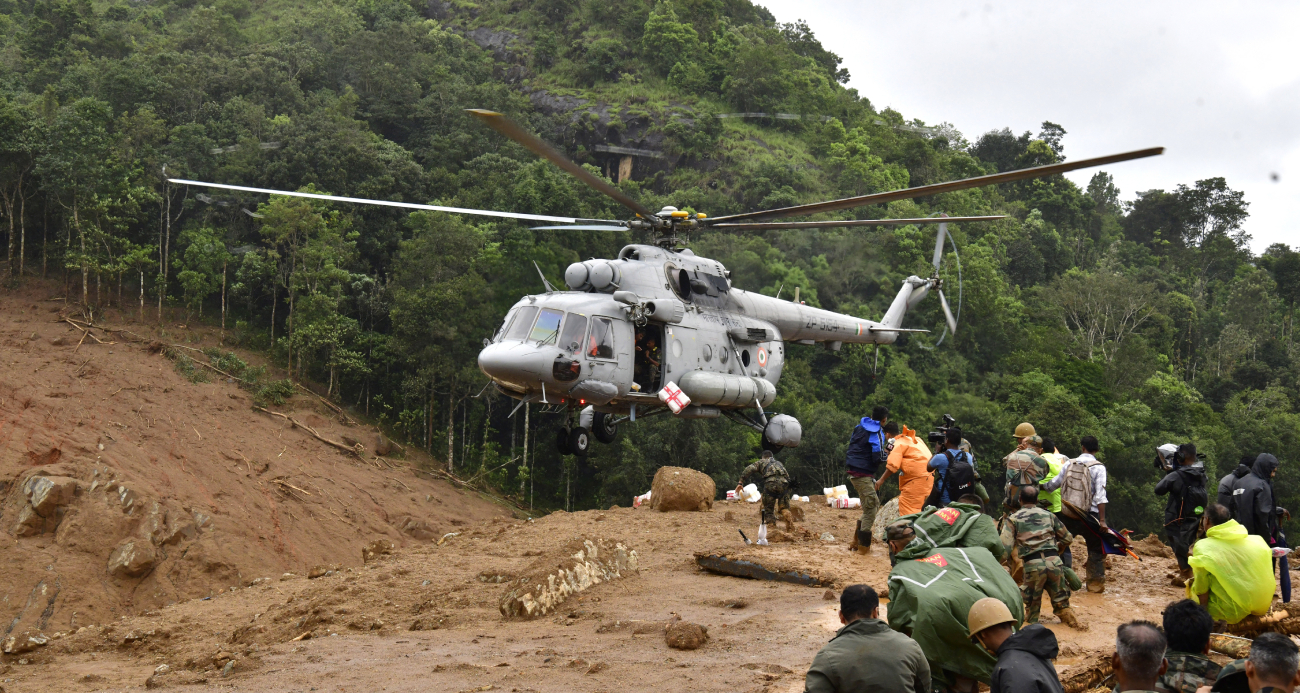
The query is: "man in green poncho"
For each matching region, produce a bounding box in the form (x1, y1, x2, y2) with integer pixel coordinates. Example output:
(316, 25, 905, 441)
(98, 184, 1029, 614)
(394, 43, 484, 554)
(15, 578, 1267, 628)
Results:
(887, 501, 1005, 564)
(886, 521, 1024, 691)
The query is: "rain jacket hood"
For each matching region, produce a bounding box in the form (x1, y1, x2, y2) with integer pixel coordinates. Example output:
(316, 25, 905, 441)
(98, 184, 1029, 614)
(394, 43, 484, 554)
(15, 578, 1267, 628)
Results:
(860, 416, 881, 432)
(1253, 453, 1278, 480)
(1186, 519, 1274, 623)
(990, 624, 1064, 693)
(1235, 464, 1252, 478)
(999, 623, 1059, 660)
(1236, 454, 1280, 538)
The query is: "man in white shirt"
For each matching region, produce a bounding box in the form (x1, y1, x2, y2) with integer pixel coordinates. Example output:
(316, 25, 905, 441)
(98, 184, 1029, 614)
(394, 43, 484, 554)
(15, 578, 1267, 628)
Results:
(1042, 436, 1109, 592)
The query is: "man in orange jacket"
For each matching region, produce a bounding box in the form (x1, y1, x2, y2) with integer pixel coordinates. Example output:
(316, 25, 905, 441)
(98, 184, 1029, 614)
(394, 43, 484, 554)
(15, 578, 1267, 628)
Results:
(876, 422, 935, 516)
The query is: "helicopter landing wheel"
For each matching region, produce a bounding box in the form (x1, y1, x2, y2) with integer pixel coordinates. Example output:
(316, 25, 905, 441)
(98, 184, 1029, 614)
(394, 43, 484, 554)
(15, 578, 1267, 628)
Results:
(557, 427, 572, 455)
(593, 412, 618, 444)
(568, 426, 591, 457)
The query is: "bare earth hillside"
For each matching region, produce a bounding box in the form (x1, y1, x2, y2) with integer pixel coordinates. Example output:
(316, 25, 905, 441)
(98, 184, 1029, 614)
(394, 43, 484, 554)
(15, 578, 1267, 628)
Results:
(0, 285, 509, 654)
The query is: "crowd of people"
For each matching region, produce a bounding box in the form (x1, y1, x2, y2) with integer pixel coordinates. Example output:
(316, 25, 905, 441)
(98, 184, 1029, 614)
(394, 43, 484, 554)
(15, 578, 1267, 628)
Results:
(732, 404, 1297, 692)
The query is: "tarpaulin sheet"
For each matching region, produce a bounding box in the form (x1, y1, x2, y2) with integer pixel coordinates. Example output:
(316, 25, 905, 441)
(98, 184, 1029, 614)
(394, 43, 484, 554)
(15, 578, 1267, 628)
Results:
(895, 503, 1005, 562)
(887, 546, 1023, 685)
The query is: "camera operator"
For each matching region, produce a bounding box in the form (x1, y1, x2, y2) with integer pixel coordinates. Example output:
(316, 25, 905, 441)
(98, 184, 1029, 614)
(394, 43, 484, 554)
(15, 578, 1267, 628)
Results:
(1154, 443, 1208, 587)
(927, 423, 989, 509)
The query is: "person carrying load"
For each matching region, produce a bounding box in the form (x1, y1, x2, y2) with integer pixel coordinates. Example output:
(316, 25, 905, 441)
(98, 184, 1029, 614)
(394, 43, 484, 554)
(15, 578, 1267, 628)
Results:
(844, 405, 889, 553)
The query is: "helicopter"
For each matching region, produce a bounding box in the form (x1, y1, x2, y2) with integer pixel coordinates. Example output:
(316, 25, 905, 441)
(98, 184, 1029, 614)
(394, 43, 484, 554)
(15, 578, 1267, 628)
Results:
(171, 109, 1163, 456)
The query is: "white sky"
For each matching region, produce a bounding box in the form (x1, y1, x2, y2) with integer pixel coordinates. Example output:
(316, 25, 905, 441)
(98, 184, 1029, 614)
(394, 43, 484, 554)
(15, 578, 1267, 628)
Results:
(757, 1, 1300, 253)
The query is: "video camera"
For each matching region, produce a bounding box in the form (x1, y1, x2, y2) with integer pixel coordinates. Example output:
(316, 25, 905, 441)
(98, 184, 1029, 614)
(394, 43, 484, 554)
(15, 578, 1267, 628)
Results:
(927, 414, 957, 446)
(1154, 443, 1207, 472)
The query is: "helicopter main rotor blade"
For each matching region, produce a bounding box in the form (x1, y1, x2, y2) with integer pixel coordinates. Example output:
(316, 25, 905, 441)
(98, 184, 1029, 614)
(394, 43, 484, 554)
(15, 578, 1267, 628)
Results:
(705, 147, 1164, 224)
(466, 109, 656, 219)
(932, 221, 948, 272)
(707, 215, 1005, 231)
(166, 179, 579, 223)
(938, 288, 958, 336)
(528, 224, 631, 231)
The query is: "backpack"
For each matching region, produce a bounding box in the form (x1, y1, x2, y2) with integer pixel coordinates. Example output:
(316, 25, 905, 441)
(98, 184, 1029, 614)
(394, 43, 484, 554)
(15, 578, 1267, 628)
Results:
(944, 451, 977, 499)
(1060, 458, 1100, 519)
(867, 429, 889, 469)
(1174, 472, 1209, 523)
(760, 458, 790, 486)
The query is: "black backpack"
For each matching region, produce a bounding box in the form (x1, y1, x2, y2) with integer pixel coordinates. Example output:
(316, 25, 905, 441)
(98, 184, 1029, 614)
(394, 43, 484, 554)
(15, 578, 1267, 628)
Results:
(944, 451, 977, 498)
(1176, 472, 1209, 522)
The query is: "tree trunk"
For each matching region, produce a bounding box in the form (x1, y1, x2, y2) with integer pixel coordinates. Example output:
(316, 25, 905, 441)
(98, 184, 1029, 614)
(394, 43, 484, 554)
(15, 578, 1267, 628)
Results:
(522, 403, 529, 497)
(4, 186, 13, 278)
(426, 374, 435, 453)
(41, 198, 47, 278)
(446, 390, 455, 473)
(138, 268, 145, 322)
(160, 188, 170, 323)
(76, 202, 87, 306)
(220, 261, 227, 336)
(17, 178, 24, 278)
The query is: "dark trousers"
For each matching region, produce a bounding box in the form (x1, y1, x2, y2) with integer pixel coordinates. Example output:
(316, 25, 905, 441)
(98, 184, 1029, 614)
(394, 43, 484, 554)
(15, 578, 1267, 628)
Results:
(1166, 518, 1199, 571)
(1054, 512, 1074, 569)
(1060, 511, 1105, 581)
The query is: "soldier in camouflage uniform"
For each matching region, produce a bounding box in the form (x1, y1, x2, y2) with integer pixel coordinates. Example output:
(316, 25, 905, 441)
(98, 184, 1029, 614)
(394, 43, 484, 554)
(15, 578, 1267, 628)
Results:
(999, 485, 1081, 628)
(1157, 599, 1223, 693)
(1003, 434, 1051, 512)
(737, 450, 791, 526)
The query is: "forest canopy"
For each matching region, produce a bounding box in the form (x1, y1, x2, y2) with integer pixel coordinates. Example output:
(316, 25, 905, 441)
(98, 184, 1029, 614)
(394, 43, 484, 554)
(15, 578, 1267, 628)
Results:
(1, 0, 1296, 536)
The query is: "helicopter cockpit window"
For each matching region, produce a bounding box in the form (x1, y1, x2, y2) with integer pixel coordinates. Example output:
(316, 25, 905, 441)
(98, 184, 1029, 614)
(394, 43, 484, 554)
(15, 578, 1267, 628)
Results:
(559, 314, 588, 354)
(587, 317, 615, 360)
(530, 308, 564, 345)
(503, 306, 537, 342)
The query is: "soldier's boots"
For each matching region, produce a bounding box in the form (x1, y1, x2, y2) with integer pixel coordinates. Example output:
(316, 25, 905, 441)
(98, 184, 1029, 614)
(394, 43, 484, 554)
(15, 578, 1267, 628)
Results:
(1055, 607, 1086, 630)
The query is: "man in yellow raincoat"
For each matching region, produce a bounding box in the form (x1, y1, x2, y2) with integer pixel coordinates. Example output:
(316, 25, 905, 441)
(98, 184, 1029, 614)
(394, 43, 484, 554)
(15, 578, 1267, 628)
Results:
(876, 422, 935, 516)
(1186, 503, 1274, 624)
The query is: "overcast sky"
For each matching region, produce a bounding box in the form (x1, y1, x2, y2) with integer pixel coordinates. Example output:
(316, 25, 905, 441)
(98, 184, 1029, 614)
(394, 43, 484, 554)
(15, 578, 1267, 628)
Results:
(757, 1, 1300, 253)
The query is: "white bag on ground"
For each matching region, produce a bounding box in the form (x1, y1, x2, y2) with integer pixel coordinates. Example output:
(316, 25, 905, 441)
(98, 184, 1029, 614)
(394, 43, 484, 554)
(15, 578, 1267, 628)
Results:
(757, 523, 768, 546)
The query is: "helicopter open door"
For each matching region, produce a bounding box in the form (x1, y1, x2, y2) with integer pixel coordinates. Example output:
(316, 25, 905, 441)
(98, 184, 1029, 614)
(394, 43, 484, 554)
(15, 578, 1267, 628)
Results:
(633, 324, 663, 393)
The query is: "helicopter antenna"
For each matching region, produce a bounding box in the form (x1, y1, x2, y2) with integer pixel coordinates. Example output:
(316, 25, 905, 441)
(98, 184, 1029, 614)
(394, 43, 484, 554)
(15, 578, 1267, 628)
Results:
(533, 261, 557, 293)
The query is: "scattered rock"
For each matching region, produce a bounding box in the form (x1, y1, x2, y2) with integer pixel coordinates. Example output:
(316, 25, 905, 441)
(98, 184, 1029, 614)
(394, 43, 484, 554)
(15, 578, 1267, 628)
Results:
(24, 475, 79, 515)
(374, 434, 394, 457)
(500, 537, 638, 619)
(649, 466, 715, 512)
(409, 618, 441, 631)
(665, 622, 708, 650)
(586, 661, 607, 675)
(823, 589, 836, 600)
(820, 532, 835, 542)
(108, 540, 157, 578)
(307, 565, 338, 579)
(362, 539, 395, 563)
(1, 632, 48, 654)
(397, 516, 438, 541)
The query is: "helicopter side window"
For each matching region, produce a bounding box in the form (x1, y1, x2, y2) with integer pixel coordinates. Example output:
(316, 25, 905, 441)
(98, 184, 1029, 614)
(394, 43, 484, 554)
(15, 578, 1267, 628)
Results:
(494, 309, 517, 343)
(503, 306, 537, 341)
(559, 314, 588, 354)
(530, 308, 564, 345)
(587, 317, 615, 360)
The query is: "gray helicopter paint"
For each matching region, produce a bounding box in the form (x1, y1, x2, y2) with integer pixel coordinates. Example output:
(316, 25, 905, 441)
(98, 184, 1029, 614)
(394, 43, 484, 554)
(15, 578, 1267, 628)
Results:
(476, 243, 936, 415)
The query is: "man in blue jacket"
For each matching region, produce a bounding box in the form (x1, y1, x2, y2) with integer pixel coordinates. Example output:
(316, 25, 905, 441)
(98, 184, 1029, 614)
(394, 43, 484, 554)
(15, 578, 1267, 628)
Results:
(845, 406, 889, 553)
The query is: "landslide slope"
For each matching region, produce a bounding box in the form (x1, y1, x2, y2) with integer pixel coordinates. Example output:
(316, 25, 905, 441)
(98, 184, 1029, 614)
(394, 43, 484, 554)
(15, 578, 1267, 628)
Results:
(0, 285, 507, 643)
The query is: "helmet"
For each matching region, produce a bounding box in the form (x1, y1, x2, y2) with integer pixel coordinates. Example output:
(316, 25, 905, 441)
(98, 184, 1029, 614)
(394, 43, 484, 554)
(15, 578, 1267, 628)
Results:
(967, 597, 1016, 636)
(1013, 422, 1036, 438)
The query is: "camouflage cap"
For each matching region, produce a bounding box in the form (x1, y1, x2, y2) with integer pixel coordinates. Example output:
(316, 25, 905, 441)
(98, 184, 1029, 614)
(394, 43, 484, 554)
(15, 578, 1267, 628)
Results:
(1024, 435, 1043, 447)
(886, 520, 916, 541)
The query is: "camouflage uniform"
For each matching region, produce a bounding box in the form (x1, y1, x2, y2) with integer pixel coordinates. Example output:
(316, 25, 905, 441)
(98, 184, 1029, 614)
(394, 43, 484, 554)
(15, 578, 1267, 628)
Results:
(1000, 505, 1073, 623)
(1158, 651, 1223, 693)
(1003, 449, 1050, 511)
(1210, 658, 1248, 693)
(739, 457, 791, 526)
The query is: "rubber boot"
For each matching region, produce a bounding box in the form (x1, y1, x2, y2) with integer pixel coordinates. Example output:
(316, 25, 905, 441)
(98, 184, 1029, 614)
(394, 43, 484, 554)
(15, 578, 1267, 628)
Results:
(1055, 607, 1085, 630)
(856, 526, 873, 555)
(1086, 579, 1105, 594)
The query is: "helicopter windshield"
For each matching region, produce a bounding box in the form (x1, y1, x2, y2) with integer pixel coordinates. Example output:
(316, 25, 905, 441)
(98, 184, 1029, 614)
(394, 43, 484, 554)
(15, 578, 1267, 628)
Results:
(502, 306, 537, 342)
(559, 314, 588, 354)
(530, 308, 564, 345)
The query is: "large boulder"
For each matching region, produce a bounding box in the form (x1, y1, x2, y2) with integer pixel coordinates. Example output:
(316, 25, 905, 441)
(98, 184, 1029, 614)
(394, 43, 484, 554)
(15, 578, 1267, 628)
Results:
(649, 466, 715, 512)
(108, 540, 157, 578)
(500, 537, 638, 619)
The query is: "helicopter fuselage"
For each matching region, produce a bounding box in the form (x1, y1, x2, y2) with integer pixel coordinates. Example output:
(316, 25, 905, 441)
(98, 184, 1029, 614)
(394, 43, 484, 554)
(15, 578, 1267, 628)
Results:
(476, 243, 928, 422)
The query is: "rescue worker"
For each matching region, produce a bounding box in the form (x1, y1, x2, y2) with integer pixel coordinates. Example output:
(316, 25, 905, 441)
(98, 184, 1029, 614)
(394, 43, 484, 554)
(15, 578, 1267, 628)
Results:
(1038, 437, 1071, 569)
(736, 450, 790, 528)
(967, 597, 1064, 693)
(1003, 428, 1050, 512)
(1157, 599, 1221, 693)
(1186, 503, 1274, 624)
(875, 421, 934, 516)
(1217, 455, 1254, 514)
(1112, 621, 1168, 693)
(845, 406, 889, 553)
(804, 584, 931, 693)
(999, 485, 1081, 628)
(1154, 442, 1208, 586)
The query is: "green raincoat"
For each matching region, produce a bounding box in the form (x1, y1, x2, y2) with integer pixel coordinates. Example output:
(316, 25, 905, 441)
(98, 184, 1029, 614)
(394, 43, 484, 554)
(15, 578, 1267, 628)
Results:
(896, 503, 1005, 562)
(887, 546, 1024, 686)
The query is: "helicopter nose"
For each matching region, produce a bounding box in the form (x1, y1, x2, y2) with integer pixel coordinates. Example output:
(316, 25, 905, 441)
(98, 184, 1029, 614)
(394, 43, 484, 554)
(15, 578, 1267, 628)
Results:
(478, 342, 551, 388)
